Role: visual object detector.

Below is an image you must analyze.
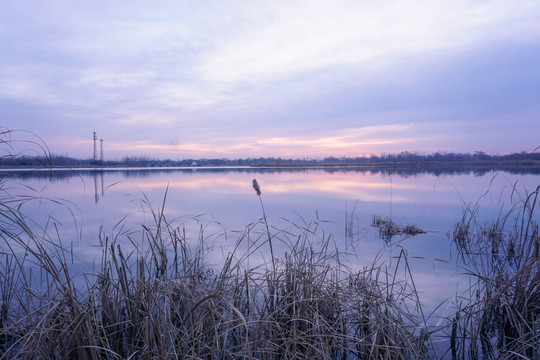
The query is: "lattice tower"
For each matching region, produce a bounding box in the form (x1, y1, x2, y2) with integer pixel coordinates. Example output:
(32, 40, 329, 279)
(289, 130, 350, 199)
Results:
(100, 139, 104, 161)
(93, 132, 98, 160)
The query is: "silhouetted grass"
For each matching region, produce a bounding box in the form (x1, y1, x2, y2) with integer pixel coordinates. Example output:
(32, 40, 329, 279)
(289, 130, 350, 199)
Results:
(0, 183, 435, 359)
(1, 173, 539, 358)
(372, 215, 426, 243)
(448, 186, 540, 360)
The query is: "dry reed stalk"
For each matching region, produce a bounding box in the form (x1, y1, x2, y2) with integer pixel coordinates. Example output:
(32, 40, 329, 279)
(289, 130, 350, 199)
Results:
(252, 178, 276, 275)
(449, 186, 540, 359)
(372, 215, 426, 243)
(1, 203, 435, 359)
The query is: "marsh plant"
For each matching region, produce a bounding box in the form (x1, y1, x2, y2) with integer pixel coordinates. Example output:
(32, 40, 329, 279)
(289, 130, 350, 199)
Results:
(1, 174, 539, 359)
(372, 215, 426, 243)
(0, 176, 435, 359)
(449, 186, 540, 360)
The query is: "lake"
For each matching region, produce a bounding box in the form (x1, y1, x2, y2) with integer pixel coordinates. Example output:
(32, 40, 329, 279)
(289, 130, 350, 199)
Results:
(2, 166, 540, 323)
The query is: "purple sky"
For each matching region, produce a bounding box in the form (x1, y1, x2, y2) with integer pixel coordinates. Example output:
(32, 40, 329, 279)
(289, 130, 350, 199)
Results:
(1, 1, 540, 160)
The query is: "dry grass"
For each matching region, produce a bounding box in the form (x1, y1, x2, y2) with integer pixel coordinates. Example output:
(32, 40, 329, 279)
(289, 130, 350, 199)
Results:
(372, 215, 426, 243)
(0, 185, 433, 359)
(448, 186, 540, 360)
(1, 174, 537, 359)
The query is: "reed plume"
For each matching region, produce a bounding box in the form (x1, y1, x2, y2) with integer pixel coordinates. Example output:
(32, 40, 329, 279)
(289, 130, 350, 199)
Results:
(252, 178, 261, 196)
(252, 178, 275, 273)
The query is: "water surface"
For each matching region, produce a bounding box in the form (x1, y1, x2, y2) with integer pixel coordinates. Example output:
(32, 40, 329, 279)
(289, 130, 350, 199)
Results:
(2, 167, 539, 318)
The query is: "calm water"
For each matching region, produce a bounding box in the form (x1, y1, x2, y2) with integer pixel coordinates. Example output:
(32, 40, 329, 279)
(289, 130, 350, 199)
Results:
(2, 166, 540, 317)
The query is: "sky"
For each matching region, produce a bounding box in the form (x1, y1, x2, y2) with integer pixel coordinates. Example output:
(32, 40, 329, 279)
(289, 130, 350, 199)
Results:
(1, 0, 540, 160)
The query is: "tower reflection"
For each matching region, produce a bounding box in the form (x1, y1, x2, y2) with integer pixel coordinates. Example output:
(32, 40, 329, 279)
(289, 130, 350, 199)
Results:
(93, 171, 105, 203)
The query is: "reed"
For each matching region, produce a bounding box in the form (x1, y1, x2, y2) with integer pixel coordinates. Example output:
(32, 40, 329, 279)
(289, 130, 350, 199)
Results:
(2, 172, 538, 358)
(372, 215, 426, 243)
(448, 186, 540, 359)
(0, 186, 432, 359)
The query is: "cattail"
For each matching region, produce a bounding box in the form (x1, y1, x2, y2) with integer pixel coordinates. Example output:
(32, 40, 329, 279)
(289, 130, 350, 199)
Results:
(252, 178, 261, 196)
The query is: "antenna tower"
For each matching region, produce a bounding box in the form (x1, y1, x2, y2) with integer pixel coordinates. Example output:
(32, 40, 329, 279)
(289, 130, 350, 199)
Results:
(93, 132, 98, 161)
(100, 138, 104, 161)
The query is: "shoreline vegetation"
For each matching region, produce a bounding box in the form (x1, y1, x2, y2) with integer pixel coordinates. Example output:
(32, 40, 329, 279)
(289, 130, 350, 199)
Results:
(1, 176, 539, 359)
(2, 150, 540, 171)
(1, 152, 540, 179)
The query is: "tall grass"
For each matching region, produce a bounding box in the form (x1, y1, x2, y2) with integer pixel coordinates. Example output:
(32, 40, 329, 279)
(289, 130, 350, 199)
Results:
(449, 186, 540, 359)
(1, 176, 538, 359)
(0, 184, 434, 359)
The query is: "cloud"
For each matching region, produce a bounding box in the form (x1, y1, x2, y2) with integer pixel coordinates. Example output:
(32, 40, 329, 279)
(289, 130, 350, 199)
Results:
(84, 123, 427, 159)
(1, 0, 540, 158)
(4, 0, 540, 110)
(197, 1, 540, 88)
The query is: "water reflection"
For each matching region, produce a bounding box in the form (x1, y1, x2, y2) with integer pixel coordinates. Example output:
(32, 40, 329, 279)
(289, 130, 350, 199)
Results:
(2, 163, 540, 182)
(93, 171, 105, 203)
(3, 167, 538, 231)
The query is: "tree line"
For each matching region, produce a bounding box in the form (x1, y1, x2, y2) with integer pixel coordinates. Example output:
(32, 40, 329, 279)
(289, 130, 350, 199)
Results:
(1, 150, 540, 168)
